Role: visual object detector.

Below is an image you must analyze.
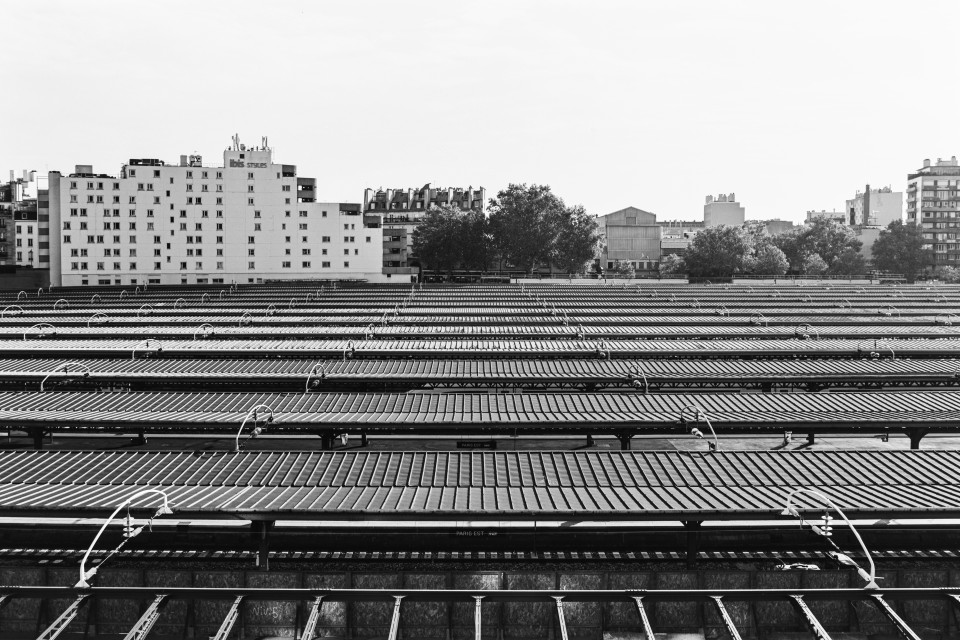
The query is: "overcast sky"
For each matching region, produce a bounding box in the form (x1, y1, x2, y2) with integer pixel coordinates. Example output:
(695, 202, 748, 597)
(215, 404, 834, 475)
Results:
(3, 0, 959, 222)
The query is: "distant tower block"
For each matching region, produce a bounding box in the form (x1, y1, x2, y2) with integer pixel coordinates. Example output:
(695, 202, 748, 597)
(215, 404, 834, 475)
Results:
(704, 193, 745, 227)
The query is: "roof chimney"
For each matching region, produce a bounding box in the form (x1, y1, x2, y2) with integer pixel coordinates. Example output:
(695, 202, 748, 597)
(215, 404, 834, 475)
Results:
(923, 159, 931, 168)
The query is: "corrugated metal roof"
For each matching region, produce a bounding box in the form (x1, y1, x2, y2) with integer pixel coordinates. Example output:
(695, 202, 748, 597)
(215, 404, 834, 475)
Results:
(0, 390, 956, 429)
(0, 450, 956, 519)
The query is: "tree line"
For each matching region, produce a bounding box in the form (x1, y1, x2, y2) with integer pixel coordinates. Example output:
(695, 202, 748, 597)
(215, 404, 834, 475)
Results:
(412, 183, 936, 281)
(662, 218, 932, 280)
(412, 184, 603, 275)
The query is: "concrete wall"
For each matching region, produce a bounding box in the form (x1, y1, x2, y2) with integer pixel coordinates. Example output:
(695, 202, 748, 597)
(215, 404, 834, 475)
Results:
(5, 565, 956, 638)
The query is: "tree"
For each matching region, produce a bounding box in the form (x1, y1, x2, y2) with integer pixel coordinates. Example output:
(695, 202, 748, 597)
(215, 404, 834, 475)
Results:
(872, 220, 931, 281)
(938, 266, 960, 283)
(802, 253, 829, 275)
(412, 206, 462, 275)
(682, 226, 754, 277)
(659, 254, 686, 276)
(608, 260, 636, 278)
(552, 204, 604, 274)
(752, 245, 789, 275)
(829, 247, 867, 275)
(412, 205, 492, 275)
(772, 218, 862, 272)
(459, 208, 493, 271)
(488, 184, 600, 274)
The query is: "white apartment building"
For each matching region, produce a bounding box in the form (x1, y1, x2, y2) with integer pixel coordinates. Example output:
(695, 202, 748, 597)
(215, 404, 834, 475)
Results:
(907, 156, 960, 268)
(49, 140, 390, 287)
(845, 185, 902, 227)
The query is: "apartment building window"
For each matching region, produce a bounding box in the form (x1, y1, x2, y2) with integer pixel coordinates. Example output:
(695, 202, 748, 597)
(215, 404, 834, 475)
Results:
(285, 236, 291, 243)
(63, 235, 71, 244)
(81, 262, 88, 269)
(180, 262, 187, 270)
(113, 235, 120, 243)
(216, 210, 223, 217)
(216, 261, 224, 269)
(282, 185, 291, 192)
(195, 262, 202, 270)
(201, 210, 209, 218)
(129, 262, 137, 270)
(248, 249, 255, 256)
(366, 236, 371, 243)
(354, 249, 359, 255)
(96, 235, 104, 243)
(216, 223, 223, 231)
(153, 170, 160, 178)
(302, 248, 311, 255)
(128, 209, 136, 217)
(129, 222, 136, 230)
(71, 262, 78, 270)
(301, 236, 308, 243)
(153, 249, 160, 257)
(254, 210, 261, 218)
(195, 223, 202, 231)
(247, 198, 254, 206)
(154, 262, 161, 270)
(299, 223, 308, 230)
(63, 222, 71, 230)
(179, 223, 187, 231)
(180, 210, 187, 218)
(248, 236, 255, 244)
(344, 261, 349, 268)
(138, 183, 145, 191)
(216, 236, 223, 244)
(216, 198, 223, 205)
(70, 181, 77, 188)
(285, 211, 291, 217)
(112, 262, 121, 270)
(216, 184, 222, 192)
(154, 196, 161, 204)
(216, 248, 223, 256)
(112, 196, 120, 204)
(70, 195, 77, 203)
(153, 235, 161, 244)
(247, 172, 254, 180)
(186, 184, 193, 192)
(97, 262, 105, 270)
(343, 224, 349, 230)
(302, 261, 311, 268)
(299, 210, 308, 217)
(285, 198, 291, 204)
(282, 261, 291, 268)
(129, 236, 137, 243)
(248, 185, 255, 193)
(344, 249, 349, 256)
(254, 223, 261, 231)
(80, 222, 88, 230)
(322, 211, 327, 217)
(216, 171, 222, 179)
(248, 261, 255, 269)
(86, 196, 94, 203)
(322, 261, 330, 268)
(285, 248, 291, 255)
(281, 224, 286, 230)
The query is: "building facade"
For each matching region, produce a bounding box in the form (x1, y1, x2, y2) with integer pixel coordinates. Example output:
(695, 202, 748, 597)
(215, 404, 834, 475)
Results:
(0, 171, 48, 269)
(845, 185, 902, 227)
(597, 206, 661, 272)
(703, 193, 744, 227)
(907, 156, 960, 267)
(363, 184, 485, 273)
(49, 139, 387, 287)
(805, 209, 846, 225)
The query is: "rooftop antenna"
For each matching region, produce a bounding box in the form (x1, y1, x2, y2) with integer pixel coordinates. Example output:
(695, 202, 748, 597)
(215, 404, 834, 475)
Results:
(262, 136, 269, 150)
(232, 133, 240, 151)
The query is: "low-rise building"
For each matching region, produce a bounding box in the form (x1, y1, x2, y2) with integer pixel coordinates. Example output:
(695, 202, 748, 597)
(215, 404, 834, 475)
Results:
(48, 137, 387, 287)
(597, 206, 661, 272)
(805, 209, 846, 225)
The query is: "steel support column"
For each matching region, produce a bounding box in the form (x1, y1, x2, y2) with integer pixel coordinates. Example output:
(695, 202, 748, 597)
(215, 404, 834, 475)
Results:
(709, 596, 743, 640)
(473, 596, 483, 640)
(790, 595, 832, 640)
(210, 595, 244, 640)
(122, 594, 168, 640)
(299, 595, 324, 640)
(869, 594, 921, 640)
(36, 594, 90, 640)
(631, 596, 655, 640)
(387, 595, 404, 640)
(553, 597, 569, 640)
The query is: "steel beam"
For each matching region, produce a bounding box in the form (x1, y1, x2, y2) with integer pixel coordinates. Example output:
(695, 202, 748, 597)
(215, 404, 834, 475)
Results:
(869, 594, 921, 640)
(709, 596, 743, 640)
(553, 597, 569, 640)
(631, 596, 656, 640)
(36, 594, 90, 640)
(122, 594, 168, 640)
(210, 595, 244, 640)
(299, 595, 324, 640)
(387, 595, 404, 640)
(473, 596, 483, 640)
(790, 595, 832, 640)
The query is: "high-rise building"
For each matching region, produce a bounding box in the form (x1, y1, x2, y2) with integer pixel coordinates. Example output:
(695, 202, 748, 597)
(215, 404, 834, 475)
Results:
(597, 206, 661, 272)
(704, 193, 745, 227)
(48, 138, 387, 287)
(364, 184, 485, 274)
(907, 156, 960, 267)
(0, 171, 47, 269)
(845, 185, 902, 228)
